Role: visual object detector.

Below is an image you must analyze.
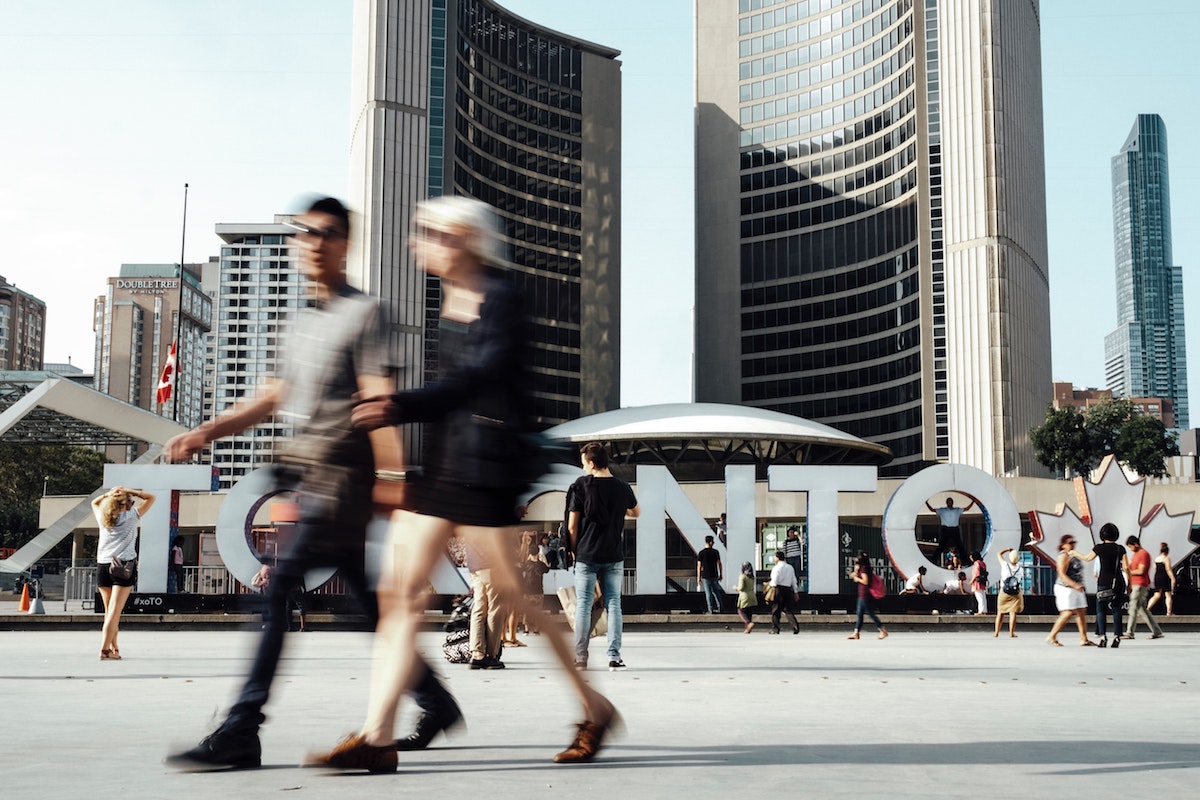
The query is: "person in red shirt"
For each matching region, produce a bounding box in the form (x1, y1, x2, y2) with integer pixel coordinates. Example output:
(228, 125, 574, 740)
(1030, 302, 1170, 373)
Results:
(1123, 536, 1164, 640)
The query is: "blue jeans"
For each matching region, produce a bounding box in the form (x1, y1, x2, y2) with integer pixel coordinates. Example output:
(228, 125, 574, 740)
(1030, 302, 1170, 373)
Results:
(1096, 592, 1123, 639)
(702, 577, 724, 613)
(574, 561, 623, 664)
(855, 597, 884, 633)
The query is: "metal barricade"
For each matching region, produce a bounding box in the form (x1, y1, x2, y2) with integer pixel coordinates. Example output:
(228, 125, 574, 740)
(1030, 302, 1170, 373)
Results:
(62, 566, 97, 611)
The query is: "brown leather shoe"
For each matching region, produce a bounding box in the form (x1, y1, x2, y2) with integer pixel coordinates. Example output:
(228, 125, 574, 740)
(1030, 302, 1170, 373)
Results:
(553, 709, 622, 764)
(304, 733, 397, 773)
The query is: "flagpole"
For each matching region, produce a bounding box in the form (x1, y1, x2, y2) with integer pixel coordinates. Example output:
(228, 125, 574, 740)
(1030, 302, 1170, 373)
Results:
(172, 182, 188, 422)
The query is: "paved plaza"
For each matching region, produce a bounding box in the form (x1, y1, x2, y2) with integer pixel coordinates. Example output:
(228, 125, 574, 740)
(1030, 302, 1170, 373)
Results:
(2, 617, 1197, 799)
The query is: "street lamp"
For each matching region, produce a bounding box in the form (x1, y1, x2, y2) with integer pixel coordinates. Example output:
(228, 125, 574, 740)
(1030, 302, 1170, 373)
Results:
(42, 475, 49, 497)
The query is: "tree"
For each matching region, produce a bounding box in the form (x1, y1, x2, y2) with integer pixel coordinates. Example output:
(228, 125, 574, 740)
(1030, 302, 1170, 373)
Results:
(1116, 413, 1180, 477)
(1030, 398, 1180, 478)
(1030, 404, 1092, 477)
(0, 444, 107, 556)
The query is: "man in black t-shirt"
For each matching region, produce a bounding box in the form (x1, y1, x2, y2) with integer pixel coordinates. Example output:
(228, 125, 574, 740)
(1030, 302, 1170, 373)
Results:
(697, 535, 724, 613)
(567, 441, 639, 671)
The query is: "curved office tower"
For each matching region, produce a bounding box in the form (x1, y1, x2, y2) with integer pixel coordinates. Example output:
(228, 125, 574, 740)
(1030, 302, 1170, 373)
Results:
(696, 0, 1050, 477)
(349, 0, 621, 428)
(1105, 114, 1188, 430)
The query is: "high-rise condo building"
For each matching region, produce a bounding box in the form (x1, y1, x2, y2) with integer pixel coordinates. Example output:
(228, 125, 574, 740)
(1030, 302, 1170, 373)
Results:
(0, 275, 45, 371)
(695, 0, 1052, 477)
(208, 220, 305, 489)
(1104, 114, 1188, 429)
(348, 0, 622, 429)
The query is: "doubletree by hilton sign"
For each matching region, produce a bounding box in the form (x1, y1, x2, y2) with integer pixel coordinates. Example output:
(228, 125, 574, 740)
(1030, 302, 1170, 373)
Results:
(115, 279, 179, 295)
(97, 457, 1195, 596)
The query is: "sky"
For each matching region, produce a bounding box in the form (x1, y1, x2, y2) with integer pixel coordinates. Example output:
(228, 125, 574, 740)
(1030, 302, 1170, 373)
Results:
(1, 1, 1197, 412)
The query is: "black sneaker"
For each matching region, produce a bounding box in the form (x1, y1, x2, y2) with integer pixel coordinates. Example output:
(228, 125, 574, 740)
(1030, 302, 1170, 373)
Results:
(482, 657, 506, 669)
(166, 726, 262, 771)
(608, 659, 626, 672)
(468, 658, 488, 670)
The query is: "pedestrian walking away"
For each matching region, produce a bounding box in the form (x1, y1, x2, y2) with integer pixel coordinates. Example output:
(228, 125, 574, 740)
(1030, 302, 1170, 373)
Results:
(568, 441, 639, 671)
(697, 535, 724, 613)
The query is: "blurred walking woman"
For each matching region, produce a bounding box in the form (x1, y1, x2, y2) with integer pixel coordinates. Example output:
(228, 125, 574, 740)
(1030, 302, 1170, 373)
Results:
(735, 561, 757, 634)
(848, 551, 888, 640)
(1046, 533, 1095, 647)
(91, 486, 155, 660)
(307, 197, 617, 773)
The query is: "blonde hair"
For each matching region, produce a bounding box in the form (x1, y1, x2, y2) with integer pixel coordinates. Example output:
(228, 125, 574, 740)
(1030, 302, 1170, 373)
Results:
(98, 493, 126, 530)
(413, 196, 505, 264)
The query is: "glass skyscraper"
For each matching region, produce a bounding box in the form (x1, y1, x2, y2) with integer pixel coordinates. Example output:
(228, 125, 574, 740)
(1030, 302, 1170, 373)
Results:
(348, 0, 622, 430)
(695, 0, 1051, 477)
(1104, 114, 1188, 429)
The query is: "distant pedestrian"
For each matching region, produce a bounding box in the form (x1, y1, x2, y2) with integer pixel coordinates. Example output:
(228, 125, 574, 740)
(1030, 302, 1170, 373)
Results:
(993, 547, 1023, 637)
(697, 535, 724, 613)
(734, 561, 757, 634)
(926, 496, 974, 567)
(92, 486, 155, 660)
(969, 551, 988, 615)
(1147, 542, 1176, 616)
(1123, 536, 1164, 640)
(714, 512, 728, 547)
(767, 551, 799, 634)
(1074, 524, 1125, 647)
(848, 551, 887, 640)
(168, 535, 186, 593)
(1046, 534, 1094, 647)
(783, 526, 803, 580)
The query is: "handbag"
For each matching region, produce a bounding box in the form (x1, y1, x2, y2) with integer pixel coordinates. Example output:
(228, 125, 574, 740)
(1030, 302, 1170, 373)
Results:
(1096, 588, 1116, 601)
(109, 557, 136, 581)
(763, 582, 778, 602)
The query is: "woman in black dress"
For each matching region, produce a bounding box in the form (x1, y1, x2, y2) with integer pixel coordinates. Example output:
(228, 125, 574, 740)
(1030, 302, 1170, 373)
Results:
(1147, 542, 1176, 616)
(307, 197, 617, 772)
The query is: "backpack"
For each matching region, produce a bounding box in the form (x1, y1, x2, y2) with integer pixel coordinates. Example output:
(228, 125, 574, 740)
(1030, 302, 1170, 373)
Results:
(976, 564, 989, 587)
(1002, 564, 1021, 596)
(868, 573, 885, 600)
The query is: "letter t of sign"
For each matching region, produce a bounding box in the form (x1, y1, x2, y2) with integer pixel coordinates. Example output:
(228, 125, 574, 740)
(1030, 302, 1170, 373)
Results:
(767, 466, 877, 594)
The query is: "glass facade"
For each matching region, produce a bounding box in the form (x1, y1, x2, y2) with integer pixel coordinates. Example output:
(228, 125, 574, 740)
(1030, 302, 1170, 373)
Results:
(444, 0, 592, 426)
(1105, 114, 1188, 429)
(733, 0, 924, 474)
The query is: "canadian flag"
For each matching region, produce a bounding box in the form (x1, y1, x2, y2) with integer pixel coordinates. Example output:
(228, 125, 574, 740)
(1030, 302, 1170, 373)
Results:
(156, 340, 177, 405)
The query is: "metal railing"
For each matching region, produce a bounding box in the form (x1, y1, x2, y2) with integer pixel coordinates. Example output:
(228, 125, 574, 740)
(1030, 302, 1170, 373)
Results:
(62, 566, 96, 611)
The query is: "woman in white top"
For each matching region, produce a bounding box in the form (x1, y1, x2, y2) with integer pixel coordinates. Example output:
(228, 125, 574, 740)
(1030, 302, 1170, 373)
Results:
(91, 485, 155, 660)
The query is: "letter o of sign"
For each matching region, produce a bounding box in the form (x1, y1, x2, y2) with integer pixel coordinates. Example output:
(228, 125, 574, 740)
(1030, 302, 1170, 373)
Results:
(881, 463, 1022, 585)
(215, 467, 336, 590)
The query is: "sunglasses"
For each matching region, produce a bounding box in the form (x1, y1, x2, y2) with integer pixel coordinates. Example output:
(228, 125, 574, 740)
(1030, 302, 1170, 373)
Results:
(291, 223, 347, 242)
